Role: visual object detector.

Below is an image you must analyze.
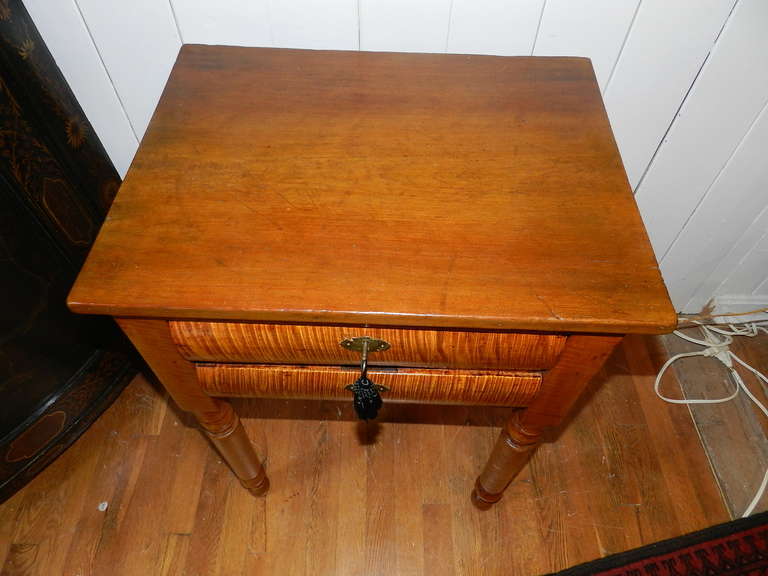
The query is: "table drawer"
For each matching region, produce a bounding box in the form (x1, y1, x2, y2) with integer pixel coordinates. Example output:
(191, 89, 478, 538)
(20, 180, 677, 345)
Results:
(170, 321, 565, 371)
(196, 363, 541, 407)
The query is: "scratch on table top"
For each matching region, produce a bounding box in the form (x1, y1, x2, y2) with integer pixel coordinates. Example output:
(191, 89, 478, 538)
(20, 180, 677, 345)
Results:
(438, 252, 458, 312)
(273, 190, 301, 211)
(535, 292, 563, 321)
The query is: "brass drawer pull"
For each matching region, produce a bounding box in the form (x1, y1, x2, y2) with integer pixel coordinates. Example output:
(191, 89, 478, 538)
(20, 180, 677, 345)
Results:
(340, 337, 390, 420)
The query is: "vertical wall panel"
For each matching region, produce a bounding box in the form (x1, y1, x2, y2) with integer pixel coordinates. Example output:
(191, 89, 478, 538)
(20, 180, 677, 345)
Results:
(754, 273, 768, 296)
(23, 0, 138, 176)
(77, 0, 181, 140)
(170, 0, 271, 47)
(359, 0, 451, 53)
(270, 0, 358, 50)
(660, 103, 768, 310)
(688, 205, 768, 309)
(533, 0, 639, 91)
(603, 0, 736, 189)
(717, 230, 768, 297)
(636, 0, 768, 262)
(447, 0, 544, 56)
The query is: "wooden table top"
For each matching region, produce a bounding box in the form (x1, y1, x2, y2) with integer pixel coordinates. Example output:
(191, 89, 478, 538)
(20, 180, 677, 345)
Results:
(69, 45, 675, 334)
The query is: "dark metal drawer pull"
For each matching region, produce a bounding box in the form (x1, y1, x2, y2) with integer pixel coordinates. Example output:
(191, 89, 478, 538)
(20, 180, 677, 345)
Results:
(340, 337, 390, 420)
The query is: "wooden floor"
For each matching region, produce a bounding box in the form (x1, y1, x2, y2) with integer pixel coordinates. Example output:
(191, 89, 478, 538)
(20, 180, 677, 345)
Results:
(662, 329, 768, 518)
(3, 333, 764, 575)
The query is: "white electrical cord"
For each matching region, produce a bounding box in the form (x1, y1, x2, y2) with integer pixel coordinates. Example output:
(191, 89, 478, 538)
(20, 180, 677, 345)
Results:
(654, 319, 768, 517)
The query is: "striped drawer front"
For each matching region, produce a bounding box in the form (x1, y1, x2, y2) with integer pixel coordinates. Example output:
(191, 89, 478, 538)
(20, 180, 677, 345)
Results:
(170, 321, 565, 371)
(197, 363, 541, 407)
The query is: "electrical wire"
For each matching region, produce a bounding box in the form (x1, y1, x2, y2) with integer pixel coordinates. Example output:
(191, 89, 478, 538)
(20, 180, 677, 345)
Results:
(654, 319, 768, 517)
(682, 307, 768, 320)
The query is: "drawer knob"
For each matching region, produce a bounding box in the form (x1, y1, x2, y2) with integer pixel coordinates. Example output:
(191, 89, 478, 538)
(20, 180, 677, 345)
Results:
(340, 337, 390, 420)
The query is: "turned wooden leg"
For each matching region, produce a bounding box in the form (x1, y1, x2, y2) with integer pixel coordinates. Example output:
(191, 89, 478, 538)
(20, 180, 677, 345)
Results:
(116, 318, 269, 496)
(199, 399, 270, 495)
(472, 412, 540, 509)
(473, 334, 622, 509)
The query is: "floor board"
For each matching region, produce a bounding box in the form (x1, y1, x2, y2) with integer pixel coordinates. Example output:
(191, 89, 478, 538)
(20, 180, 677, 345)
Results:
(0, 335, 747, 575)
(662, 330, 768, 518)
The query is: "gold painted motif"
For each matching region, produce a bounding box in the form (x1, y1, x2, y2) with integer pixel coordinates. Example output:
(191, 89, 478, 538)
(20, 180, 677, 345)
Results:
(18, 38, 34, 60)
(65, 116, 86, 149)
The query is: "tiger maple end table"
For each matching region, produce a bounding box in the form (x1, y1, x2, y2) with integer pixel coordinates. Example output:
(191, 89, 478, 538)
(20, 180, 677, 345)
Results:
(68, 45, 676, 508)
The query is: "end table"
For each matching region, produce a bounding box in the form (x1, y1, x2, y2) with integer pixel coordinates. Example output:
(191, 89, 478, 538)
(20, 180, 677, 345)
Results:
(68, 46, 675, 508)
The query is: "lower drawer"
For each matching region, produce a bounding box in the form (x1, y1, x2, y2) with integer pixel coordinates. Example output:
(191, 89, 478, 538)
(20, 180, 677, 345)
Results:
(196, 363, 541, 407)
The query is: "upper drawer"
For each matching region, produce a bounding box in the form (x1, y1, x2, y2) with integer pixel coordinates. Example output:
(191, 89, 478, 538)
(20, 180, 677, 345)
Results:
(169, 321, 565, 370)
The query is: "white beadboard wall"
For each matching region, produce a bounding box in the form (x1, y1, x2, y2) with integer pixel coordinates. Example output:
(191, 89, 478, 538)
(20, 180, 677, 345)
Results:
(23, 0, 768, 314)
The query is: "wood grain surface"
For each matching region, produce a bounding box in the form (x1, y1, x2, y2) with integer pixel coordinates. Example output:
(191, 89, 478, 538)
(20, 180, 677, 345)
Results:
(662, 330, 768, 517)
(170, 321, 566, 370)
(68, 46, 675, 334)
(473, 334, 622, 507)
(115, 319, 221, 418)
(197, 363, 541, 406)
(116, 319, 268, 494)
(516, 334, 623, 434)
(0, 335, 735, 575)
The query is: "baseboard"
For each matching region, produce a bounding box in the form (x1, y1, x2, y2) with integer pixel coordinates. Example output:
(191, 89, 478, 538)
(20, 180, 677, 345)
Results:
(710, 295, 768, 323)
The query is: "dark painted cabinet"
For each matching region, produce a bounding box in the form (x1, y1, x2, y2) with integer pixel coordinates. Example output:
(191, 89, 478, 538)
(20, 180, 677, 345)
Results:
(0, 0, 135, 501)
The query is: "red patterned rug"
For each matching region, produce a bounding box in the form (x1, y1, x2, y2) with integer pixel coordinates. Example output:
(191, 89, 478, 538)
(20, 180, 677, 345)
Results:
(549, 512, 768, 576)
